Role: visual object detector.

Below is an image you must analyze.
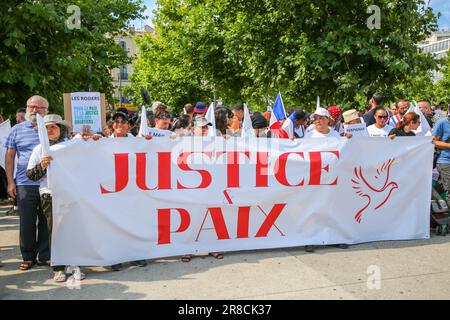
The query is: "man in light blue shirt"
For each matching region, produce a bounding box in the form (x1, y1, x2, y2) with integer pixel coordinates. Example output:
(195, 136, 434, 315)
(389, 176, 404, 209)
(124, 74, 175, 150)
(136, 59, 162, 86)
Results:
(5, 95, 50, 270)
(432, 116, 450, 207)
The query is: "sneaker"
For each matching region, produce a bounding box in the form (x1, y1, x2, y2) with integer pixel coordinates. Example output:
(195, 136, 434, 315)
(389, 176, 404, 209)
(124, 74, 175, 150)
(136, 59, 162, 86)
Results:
(132, 260, 147, 267)
(111, 263, 123, 271)
(65, 266, 86, 281)
(305, 245, 315, 253)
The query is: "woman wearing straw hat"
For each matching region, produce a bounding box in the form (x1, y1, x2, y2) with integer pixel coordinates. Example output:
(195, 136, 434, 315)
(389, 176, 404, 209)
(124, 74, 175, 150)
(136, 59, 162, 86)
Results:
(26, 114, 86, 282)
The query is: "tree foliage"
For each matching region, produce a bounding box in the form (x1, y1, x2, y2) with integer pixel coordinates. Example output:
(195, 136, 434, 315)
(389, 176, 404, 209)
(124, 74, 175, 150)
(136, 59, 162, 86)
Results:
(435, 54, 450, 104)
(0, 0, 144, 117)
(130, 0, 439, 112)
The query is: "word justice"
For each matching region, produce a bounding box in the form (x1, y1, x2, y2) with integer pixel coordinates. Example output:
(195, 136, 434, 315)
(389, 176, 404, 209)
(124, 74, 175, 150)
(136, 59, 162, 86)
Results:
(99, 150, 340, 194)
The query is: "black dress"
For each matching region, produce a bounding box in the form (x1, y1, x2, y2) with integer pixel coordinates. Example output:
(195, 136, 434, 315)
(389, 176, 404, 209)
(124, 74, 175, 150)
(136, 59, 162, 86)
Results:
(388, 128, 416, 137)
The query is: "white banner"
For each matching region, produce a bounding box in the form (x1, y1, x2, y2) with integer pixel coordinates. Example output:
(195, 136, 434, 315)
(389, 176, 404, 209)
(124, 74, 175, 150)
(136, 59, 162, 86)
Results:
(50, 137, 434, 266)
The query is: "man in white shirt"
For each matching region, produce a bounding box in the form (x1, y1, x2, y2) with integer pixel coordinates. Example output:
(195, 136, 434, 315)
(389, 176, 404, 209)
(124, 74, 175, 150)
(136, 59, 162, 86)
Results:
(148, 108, 174, 137)
(305, 107, 341, 138)
(367, 107, 393, 137)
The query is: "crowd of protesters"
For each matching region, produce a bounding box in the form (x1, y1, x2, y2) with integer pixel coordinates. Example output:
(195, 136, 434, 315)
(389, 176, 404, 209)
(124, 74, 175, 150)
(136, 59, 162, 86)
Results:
(1, 92, 449, 282)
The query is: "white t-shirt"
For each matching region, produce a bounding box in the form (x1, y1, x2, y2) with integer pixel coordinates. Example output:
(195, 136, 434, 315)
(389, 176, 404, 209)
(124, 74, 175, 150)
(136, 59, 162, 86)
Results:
(367, 124, 394, 137)
(306, 124, 343, 135)
(148, 128, 173, 137)
(305, 128, 342, 138)
(109, 133, 134, 138)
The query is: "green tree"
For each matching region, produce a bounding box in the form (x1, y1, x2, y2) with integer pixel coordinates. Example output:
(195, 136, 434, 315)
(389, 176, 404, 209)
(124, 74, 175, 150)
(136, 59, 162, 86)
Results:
(130, 0, 438, 112)
(0, 0, 144, 117)
(436, 54, 450, 104)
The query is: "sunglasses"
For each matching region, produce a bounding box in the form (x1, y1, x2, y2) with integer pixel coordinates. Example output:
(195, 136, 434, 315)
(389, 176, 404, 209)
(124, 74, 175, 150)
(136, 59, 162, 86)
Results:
(376, 115, 388, 119)
(113, 120, 128, 124)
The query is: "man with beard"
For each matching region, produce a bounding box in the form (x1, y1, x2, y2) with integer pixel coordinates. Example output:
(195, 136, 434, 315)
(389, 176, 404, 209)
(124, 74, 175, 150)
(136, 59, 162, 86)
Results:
(388, 100, 410, 127)
(4, 95, 50, 271)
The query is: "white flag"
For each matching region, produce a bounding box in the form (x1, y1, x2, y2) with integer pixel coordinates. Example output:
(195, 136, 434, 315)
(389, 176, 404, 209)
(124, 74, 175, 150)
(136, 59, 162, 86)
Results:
(36, 114, 50, 157)
(242, 103, 256, 138)
(412, 101, 432, 136)
(138, 105, 149, 137)
(205, 102, 216, 137)
(36, 114, 51, 189)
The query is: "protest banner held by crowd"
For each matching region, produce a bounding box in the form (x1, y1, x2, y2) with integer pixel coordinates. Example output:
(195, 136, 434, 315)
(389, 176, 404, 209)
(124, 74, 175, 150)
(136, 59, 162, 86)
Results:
(0, 91, 444, 281)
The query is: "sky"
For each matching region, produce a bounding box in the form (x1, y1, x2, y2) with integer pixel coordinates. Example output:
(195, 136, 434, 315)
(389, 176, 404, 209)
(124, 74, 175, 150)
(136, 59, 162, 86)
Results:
(133, 0, 450, 30)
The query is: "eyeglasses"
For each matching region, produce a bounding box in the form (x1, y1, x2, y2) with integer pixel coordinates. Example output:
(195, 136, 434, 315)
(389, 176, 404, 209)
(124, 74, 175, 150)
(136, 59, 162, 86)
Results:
(376, 115, 388, 119)
(27, 105, 47, 111)
(113, 120, 128, 124)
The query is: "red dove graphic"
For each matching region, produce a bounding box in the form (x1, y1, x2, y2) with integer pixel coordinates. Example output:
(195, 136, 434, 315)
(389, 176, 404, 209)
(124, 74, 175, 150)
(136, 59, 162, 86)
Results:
(352, 158, 399, 224)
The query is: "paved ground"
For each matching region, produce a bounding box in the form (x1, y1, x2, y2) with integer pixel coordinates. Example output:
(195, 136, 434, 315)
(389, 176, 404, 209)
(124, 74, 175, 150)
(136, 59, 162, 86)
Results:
(1, 204, 450, 300)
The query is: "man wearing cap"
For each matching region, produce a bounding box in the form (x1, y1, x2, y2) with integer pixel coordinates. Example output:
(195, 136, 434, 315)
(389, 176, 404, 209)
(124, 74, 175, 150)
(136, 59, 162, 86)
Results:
(192, 115, 212, 136)
(193, 102, 208, 118)
(305, 107, 341, 138)
(5, 95, 50, 270)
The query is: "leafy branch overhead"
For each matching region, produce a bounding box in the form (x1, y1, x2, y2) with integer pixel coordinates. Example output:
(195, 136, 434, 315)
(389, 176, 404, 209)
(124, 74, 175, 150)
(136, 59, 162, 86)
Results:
(0, 0, 145, 116)
(131, 0, 440, 111)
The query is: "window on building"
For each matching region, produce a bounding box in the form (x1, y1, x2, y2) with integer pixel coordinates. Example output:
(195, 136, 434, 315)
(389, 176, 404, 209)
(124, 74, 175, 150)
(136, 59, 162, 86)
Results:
(119, 65, 128, 80)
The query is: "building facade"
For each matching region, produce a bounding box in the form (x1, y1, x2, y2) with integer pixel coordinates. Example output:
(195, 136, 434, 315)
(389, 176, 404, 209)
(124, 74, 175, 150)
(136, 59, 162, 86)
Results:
(111, 25, 154, 111)
(419, 31, 450, 82)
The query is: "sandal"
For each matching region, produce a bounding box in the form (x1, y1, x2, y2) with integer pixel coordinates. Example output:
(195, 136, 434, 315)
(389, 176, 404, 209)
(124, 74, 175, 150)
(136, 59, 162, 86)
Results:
(209, 252, 224, 260)
(53, 271, 67, 283)
(19, 260, 37, 271)
(181, 255, 192, 263)
(37, 260, 51, 267)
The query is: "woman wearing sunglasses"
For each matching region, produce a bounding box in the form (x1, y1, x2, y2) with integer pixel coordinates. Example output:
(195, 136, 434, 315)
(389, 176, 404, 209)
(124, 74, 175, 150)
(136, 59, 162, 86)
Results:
(367, 106, 394, 137)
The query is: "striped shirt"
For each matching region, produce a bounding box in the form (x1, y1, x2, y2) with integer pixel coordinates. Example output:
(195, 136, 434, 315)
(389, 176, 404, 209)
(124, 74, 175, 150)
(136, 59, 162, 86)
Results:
(4, 121, 40, 186)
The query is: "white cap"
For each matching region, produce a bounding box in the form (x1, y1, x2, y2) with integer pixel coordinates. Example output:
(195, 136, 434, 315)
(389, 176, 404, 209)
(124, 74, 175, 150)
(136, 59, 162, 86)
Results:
(313, 107, 330, 118)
